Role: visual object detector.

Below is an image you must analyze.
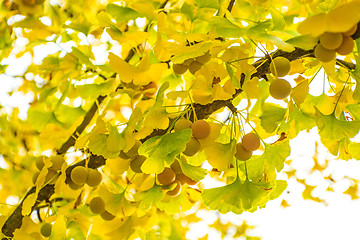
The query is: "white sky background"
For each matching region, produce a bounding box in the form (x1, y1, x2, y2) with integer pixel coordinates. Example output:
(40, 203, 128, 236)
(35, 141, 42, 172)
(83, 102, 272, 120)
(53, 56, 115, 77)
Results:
(1, 27, 360, 240)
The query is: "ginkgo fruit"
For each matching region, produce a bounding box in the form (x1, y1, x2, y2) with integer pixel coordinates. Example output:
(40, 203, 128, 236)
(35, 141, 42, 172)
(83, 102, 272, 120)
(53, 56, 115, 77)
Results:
(336, 36, 355, 55)
(269, 78, 292, 100)
(67, 178, 83, 190)
(166, 180, 181, 196)
(183, 137, 201, 156)
(269, 57, 291, 77)
(157, 167, 176, 185)
(176, 174, 197, 185)
(101, 210, 115, 221)
(195, 52, 211, 64)
(35, 156, 45, 170)
(130, 155, 146, 173)
(89, 197, 106, 214)
(173, 64, 188, 75)
(314, 44, 336, 62)
(343, 24, 357, 36)
(70, 166, 88, 185)
(241, 133, 261, 152)
(319, 32, 343, 50)
(40, 223, 52, 237)
(49, 156, 65, 171)
(191, 120, 211, 139)
(170, 160, 183, 174)
(189, 61, 202, 74)
(235, 143, 252, 161)
(86, 169, 102, 187)
(174, 118, 192, 132)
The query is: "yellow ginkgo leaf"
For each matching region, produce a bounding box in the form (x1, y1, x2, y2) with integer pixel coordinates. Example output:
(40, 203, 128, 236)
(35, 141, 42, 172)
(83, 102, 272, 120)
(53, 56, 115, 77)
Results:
(297, 13, 327, 37)
(22, 192, 38, 216)
(290, 79, 309, 107)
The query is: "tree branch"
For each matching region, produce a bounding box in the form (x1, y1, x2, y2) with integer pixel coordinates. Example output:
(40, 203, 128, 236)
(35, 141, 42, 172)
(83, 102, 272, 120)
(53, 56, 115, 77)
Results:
(227, 0, 236, 12)
(57, 95, 106, 155)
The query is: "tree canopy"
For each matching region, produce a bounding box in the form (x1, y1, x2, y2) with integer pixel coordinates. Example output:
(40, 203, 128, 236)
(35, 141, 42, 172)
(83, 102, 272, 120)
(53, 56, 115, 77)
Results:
(1, 0, 360, 239)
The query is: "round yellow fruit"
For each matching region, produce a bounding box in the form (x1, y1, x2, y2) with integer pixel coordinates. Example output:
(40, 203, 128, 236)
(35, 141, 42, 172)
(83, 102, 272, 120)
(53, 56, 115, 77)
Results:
(314, 44, 336, 62)
(269, 78, 292, 100)
(319, 32, 343, 50)
(269, 57, 291, 77)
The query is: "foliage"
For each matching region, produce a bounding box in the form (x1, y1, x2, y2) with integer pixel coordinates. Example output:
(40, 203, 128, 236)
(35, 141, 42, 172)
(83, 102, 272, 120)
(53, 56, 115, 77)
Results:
(0, 0, 360, 239)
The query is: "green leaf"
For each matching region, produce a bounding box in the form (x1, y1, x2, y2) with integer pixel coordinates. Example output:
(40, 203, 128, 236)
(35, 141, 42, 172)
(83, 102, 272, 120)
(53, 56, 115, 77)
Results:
(106, 123, 126, 154)
(178, 159, 207, 182)
(195, 0, 220, 9)
(346, 103, 360, 120)
(270, 180, 288, 200)
(245, 140, 290, 182)
(76, 78, 117, 99)
(252, 32, 295, 52)
(270, 9, 286, 31)
(260, 103, 286, 133)
(54, 105, 86, 129)
(88, 133, 108, 157)
(316, 110, 360, 141)
(138, 186, 165, 211)
(286, 35, 318, 50)
(349, 142, 360, 159)
(106, 4, 141, 22)
(181, 2, 194, 21)
(139, 129, 192, 174)
(210, 17, 245, 38)
(27, 109, 62, 131)
(279, 105, 316, 138)
(71, 47, 95, 69)
(202, 178, 273, 214)
(225, 63, 240, 88)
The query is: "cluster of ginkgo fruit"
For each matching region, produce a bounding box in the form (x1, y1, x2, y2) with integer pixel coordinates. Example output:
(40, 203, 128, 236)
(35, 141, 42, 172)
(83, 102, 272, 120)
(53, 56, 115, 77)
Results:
(268, 56, 292, 100)
(314, 24, 357, 62)
(234, 132, 261, 161)
(88, 196, 116, 221)
(172, 52, 212, 75)
(67, 165, 103, 189)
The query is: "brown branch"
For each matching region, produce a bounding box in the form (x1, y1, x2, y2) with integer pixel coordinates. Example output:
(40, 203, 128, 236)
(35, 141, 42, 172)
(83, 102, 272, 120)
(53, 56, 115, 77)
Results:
(227, 0, 236, 12)
(57, 95, 106, 155)
(1, 185, 54, 237)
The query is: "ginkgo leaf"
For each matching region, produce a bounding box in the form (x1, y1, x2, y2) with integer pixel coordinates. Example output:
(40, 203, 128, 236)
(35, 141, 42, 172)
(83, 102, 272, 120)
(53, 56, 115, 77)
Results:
(22, 192, 37, 216)
(260, 103, 286, 133)
(178, 158, 207, 182)
(99, 187, 137, 218)
(291, 79, 309, 108)
(297, 13, 327, 37)
(316, 110, 360, 141)
(49, 215, 67, 240)
(106, 4, 141, 22)
(137, 186, 165, 211)
(156, 187, 201, 214)
(210, 17, 245, 38)
(244, 140, 290, 182)
(326, 1, 360, 33)
(106, 123, 126, 153)
(204, 140, 236, 171)
(202, 178, 273, 214)
(139, 129, 192, 174)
